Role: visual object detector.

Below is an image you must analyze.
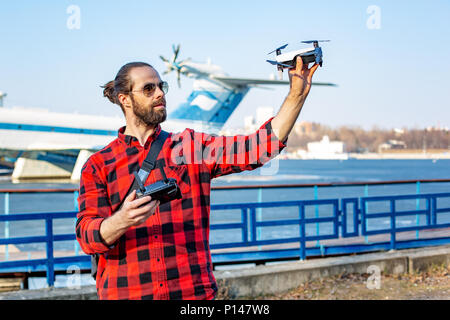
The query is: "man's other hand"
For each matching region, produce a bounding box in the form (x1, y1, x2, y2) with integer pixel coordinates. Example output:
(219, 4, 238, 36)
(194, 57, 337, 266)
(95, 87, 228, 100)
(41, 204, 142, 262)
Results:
(118, 190, 160, 227)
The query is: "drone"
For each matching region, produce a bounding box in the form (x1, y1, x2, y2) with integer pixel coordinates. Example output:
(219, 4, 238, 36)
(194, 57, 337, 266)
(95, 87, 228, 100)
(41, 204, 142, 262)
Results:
(267, 40, 329, 79)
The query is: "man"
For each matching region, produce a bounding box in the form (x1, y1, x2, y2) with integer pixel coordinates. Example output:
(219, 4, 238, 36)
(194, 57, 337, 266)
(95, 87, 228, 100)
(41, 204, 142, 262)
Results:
(76, 57, 319, 300)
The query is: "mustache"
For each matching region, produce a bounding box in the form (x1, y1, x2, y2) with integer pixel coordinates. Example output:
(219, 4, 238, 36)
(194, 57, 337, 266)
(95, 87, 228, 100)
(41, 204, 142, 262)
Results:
(151, 97, 166, 108)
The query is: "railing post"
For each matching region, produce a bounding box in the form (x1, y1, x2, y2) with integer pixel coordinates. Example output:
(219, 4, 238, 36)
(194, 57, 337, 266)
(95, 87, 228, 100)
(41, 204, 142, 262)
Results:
(364, 185, 369, 244)
(360, 198, 366, 236)
(333, 200, 339, 238)
(390, 199, 396, 250)
(45, 216, 55, 287)
(3, 192, 9, 261)
(73, 190, 80, 256)
(314, 185, 320, 247)
(250, 207, 257, 244)
(340, 199, 346, 237)
(241, 208, 248, 245)
(256, 188, 262, 242)
(431, 197, 437, 225)
(299, 204, 306, 261)
(415, 181, 420, 239)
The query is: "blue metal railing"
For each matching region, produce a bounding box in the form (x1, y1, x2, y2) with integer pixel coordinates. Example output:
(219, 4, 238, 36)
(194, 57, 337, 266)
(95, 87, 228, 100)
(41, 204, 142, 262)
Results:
(209, 192, 450, 263)
(0, 181, 450, 288)
(0, 211, 90, 286)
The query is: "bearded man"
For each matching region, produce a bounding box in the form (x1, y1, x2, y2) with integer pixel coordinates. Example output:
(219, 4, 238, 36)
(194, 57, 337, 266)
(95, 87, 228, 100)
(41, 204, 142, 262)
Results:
(76, 58, 318, 300)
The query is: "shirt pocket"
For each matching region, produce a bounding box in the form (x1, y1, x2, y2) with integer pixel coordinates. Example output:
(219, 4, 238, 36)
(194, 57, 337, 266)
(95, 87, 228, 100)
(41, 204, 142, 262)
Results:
(166, 164, 191, 196)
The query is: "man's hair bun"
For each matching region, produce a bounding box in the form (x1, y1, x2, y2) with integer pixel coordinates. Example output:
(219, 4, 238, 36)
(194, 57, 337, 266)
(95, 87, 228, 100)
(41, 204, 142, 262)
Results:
(101, 80, 117, 104)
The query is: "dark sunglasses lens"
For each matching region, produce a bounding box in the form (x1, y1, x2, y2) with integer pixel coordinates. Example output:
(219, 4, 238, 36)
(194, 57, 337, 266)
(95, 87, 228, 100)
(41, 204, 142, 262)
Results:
(143, 83, 156, 96)
(142, 82, 168, 96)
(142, 81, 169, 97)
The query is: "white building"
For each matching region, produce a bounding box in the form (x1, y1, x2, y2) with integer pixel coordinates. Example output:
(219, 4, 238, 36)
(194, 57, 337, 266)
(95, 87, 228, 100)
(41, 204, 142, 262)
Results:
(299, 135, 348, 160)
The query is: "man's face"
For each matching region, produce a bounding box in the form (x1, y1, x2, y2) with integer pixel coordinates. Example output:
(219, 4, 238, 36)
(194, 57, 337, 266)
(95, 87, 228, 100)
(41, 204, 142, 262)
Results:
(128, 66, 167, 127)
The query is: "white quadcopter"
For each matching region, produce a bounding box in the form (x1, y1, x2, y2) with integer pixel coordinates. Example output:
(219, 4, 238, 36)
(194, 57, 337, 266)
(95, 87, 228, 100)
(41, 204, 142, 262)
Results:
(267, 40, 330, 79)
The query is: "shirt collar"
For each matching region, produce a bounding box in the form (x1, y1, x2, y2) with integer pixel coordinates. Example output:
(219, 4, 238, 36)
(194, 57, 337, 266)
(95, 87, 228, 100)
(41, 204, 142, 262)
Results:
(118, 125, 162, 149)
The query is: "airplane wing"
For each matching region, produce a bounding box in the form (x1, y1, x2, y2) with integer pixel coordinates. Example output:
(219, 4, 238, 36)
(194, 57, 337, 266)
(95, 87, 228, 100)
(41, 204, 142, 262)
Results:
(210, 75, 337, 87)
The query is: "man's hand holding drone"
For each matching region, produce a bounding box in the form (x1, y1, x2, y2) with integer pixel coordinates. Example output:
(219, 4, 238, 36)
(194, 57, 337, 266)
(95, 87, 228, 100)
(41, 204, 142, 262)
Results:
(270, 57, 320, 143)
(287, 56, 319, 100)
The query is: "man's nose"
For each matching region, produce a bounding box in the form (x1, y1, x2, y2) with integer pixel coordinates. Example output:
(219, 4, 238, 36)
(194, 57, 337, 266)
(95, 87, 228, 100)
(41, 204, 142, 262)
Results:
(153, 85, 164, 99)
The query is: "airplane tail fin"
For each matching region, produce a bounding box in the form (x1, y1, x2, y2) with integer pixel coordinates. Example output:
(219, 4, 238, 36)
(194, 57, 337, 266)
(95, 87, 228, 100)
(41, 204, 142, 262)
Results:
(169, 81, 249, 130)
(169, 75, 335, 130)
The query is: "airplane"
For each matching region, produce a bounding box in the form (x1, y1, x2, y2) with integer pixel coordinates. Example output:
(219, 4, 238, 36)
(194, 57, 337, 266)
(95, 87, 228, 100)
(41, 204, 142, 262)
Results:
(266, 40, 330, 79)
(0, 44, 336, 180)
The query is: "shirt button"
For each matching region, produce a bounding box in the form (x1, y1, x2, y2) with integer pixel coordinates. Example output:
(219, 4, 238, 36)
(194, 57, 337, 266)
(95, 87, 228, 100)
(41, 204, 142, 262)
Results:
(157, 258, 160, 262)
(154, 235, 158, 239)
(160, 284, 163, 287)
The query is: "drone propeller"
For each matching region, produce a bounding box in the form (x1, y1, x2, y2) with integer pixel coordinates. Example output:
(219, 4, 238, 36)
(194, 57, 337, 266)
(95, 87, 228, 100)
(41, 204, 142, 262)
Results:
(268, 43, 288, 55)
(266, 60, 291, 68)
(301, 40, 330, 44)
(160, 44, 191, 88)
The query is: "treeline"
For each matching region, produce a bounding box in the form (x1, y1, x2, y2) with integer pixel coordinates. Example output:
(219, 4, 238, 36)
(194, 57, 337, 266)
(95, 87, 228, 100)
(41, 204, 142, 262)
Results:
(286, 124, 450, 153)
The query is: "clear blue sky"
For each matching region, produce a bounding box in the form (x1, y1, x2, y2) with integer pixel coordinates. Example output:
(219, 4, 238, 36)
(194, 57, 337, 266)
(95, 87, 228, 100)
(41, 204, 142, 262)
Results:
(0, 0, 449, 130)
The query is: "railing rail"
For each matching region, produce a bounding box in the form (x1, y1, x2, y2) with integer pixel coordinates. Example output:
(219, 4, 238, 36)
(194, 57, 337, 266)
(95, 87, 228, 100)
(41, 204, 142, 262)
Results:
(0, 178, 449, 193)
(1, 180, 450, 288)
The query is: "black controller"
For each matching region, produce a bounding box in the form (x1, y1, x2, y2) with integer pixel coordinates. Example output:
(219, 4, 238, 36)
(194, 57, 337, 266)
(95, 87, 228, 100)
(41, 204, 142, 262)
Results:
(133, 168, 182, 206)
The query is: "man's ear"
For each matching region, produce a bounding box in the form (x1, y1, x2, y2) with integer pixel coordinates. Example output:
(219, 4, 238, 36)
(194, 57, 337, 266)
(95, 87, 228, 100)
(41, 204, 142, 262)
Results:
(118, 93, 132, 108)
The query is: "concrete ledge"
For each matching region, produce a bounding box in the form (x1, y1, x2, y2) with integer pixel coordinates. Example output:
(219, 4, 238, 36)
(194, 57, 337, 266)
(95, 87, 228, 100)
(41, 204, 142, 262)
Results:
(407, 246, 450, 273)
(12, 157, 72, 180)
(214, 245, 450, 298)
(0, 245, 449, 300)
(0, 284, 97, 300)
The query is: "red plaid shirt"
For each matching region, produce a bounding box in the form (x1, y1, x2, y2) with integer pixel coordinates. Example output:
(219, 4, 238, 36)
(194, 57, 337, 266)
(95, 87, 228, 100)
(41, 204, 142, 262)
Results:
(76, 117, 286, 300)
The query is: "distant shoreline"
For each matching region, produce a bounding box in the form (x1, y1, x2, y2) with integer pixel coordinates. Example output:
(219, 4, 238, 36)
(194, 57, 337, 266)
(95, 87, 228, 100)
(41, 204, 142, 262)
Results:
(349, 152, 450, 160)
(280, 152, 450, 160)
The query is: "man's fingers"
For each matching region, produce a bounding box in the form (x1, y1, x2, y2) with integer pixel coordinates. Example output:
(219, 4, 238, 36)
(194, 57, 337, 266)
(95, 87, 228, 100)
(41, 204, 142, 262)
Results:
(132, 201, 160, 226)
(125, 190, 137, 201)
(130, 200, 160, 219)
(295, 55, 303, 72)
(308, 63, 320, 81)
(136, 199, 159, 213)
(130, 195, 152, 209)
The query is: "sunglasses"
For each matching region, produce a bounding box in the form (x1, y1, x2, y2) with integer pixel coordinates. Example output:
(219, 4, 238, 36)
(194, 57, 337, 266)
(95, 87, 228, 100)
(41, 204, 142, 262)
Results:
(131, 81, 169, 97)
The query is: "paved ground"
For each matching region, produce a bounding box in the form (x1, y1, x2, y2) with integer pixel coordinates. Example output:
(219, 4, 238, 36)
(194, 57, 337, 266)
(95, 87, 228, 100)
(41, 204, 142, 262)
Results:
(217, 263, 450, 300)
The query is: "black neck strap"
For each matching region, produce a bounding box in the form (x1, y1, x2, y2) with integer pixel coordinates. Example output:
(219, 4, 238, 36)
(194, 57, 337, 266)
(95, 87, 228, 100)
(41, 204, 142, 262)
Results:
(136, 130, 169, 185)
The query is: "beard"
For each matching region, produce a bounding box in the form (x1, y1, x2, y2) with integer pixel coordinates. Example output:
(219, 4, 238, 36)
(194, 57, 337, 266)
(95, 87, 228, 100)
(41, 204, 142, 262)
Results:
(131, 95, 167, 127)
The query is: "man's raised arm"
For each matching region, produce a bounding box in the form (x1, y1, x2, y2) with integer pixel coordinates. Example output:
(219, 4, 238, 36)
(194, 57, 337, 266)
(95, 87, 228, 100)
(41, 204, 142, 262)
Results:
(270, 56, 320, 143)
